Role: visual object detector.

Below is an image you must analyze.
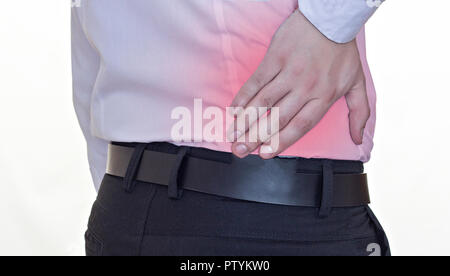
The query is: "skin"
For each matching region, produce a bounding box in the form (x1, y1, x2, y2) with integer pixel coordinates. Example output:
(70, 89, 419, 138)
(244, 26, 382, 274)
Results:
(229, 10, 370, 159)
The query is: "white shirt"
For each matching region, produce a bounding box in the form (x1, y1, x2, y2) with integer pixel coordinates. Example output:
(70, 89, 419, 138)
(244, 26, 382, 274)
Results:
(71, 0, 382, 189)
(299, 0, 383, 43)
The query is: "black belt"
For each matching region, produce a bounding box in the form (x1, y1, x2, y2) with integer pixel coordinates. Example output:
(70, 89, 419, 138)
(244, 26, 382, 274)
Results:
(106, 144, 370, 208)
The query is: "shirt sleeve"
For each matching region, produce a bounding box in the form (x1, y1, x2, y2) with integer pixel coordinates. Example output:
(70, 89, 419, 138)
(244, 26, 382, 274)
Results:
(298, 0, 384, 43)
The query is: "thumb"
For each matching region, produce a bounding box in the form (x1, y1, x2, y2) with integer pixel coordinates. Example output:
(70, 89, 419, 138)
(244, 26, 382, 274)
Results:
(345, 80, 371, 145)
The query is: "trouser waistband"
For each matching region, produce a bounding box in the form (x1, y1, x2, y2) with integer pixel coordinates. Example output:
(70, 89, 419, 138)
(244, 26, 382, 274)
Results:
(107, 142, 370, 218)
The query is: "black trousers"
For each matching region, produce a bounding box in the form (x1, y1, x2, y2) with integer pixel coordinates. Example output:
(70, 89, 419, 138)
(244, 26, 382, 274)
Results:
(85, 143, 390, 256)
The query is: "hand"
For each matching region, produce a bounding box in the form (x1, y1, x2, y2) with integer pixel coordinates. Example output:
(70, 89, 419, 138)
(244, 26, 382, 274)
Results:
(229, 10, 370, 159)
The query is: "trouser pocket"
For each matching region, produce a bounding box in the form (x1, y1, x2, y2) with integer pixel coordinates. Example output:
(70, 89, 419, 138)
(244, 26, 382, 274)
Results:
(365, 206, 391, 256)
(84, 174, 158, 256)
(85, 229, 103, 256)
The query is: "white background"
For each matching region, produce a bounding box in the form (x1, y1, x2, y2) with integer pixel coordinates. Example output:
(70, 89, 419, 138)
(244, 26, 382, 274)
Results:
(0, 0, 449, 256)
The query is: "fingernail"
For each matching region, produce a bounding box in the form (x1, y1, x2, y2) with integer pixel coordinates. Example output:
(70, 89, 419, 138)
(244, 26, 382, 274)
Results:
(360, 128, 365, 138)
(260, 145, 274, 155)
(235, 144, 248, 155)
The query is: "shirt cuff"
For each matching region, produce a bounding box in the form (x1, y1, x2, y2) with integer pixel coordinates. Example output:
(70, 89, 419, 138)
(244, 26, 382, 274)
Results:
(298, 0, 383, 43)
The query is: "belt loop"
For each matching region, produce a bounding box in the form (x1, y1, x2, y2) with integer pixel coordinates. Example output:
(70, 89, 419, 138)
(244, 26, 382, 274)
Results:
(168, 147, 189, 200)
(319, 159, 334, 218)
(123, 143, 148, 193)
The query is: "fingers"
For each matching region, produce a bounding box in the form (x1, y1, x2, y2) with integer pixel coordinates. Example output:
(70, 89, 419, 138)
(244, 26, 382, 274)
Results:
(231, 78, 368, 159)
(345, 78, 371, 145)
(244, 71, 291, 110)
(259, 99, 327, 159)
(230, 90, 310, 158)
(230, 54, 282, 108)
(231, 108, 277, 158)
(230, 123, 265, 158)
(228, 72, 291, 141)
